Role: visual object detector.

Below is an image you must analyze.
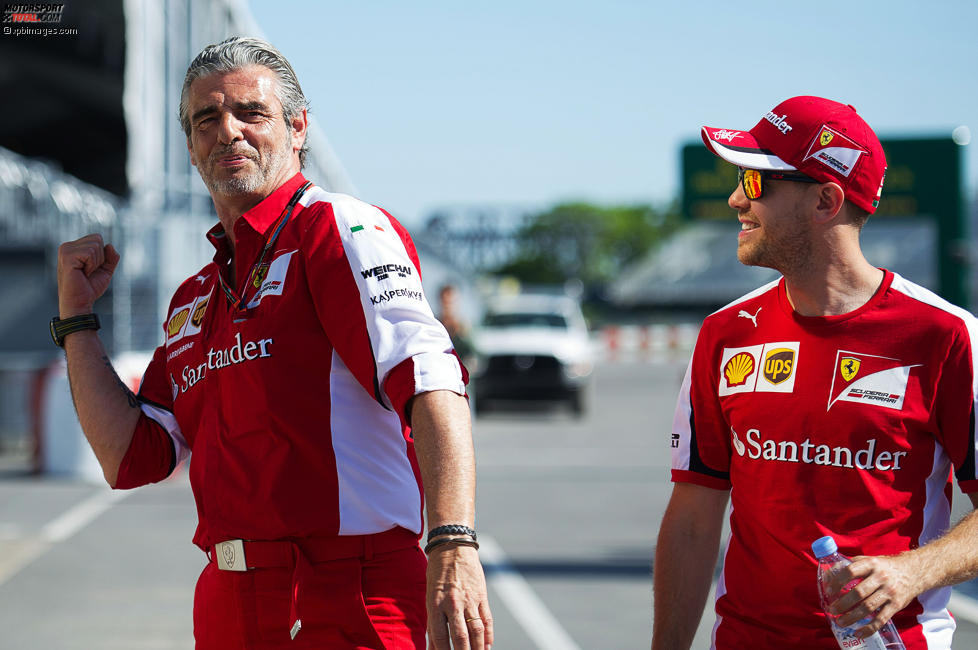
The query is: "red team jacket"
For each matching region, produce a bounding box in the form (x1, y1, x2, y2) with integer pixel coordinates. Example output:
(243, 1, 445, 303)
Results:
(672, 271, 978, 649)
(116, 174, 465, 549)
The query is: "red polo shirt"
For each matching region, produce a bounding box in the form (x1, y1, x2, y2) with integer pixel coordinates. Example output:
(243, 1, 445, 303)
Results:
(116, 174, 466, 549)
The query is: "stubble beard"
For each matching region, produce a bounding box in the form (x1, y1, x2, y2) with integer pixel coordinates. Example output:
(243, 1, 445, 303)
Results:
(197, 133, 291, 198)
(736, 210, 815, 277)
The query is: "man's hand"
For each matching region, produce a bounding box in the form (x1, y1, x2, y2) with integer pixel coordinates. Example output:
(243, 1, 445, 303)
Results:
(426, 543, 493, 649)
(827, 497, 978, 640)
(410, 389, 493, 648)
(827, 553, 921, 639)
(58, 234, 119, 317)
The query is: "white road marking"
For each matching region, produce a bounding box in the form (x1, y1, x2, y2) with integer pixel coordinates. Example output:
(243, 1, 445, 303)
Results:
(0, 488, 128, 586)
(40, 488, 127, 543)
(479, 534, 582, 650)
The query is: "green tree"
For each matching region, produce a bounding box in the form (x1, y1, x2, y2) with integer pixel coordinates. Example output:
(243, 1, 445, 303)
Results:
(493, 202, 679, 288)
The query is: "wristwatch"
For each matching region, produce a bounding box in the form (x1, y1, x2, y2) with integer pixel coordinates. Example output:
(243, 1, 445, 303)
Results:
(50, 314, 101, 347)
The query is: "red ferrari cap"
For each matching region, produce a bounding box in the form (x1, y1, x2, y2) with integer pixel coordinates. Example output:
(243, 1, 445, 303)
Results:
(701, 96, 887, 214)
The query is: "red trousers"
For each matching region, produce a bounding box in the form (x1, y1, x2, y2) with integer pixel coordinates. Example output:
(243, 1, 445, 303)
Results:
(193, 541, 427, 649)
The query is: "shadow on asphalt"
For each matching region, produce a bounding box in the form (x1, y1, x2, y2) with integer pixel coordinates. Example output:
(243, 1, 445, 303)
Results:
(486, 556, 653, 578)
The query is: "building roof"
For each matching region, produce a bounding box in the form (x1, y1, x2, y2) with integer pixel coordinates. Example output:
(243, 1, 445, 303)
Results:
(609, 219, 937, 309)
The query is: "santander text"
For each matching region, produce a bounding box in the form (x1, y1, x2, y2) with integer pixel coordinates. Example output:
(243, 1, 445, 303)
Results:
(741, 428, 906, 471)
(180, 333, 273, 393)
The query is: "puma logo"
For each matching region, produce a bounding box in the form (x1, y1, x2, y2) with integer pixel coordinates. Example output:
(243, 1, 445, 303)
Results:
(738, 307, 761, 327)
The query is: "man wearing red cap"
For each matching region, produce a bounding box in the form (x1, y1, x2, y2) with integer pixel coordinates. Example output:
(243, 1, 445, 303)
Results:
(652, 96, 978, 649)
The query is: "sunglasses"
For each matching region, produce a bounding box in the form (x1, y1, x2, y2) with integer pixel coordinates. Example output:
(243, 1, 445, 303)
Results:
(738, 167, 819, 200)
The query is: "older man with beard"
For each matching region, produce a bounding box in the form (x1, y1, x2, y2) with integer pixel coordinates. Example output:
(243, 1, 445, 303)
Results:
(53, 37, 492, 650)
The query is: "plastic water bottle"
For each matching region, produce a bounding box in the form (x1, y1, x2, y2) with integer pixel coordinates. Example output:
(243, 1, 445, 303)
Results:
(812, 536, 906, 649)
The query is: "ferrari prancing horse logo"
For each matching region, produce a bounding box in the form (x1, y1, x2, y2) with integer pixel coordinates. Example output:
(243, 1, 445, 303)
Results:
(840, 357, 861, 382)
(221, 542, 235, 567)
(251, 263, 270, 289)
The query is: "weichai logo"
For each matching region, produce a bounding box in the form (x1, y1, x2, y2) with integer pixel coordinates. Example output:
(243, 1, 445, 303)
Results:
(361, 263, 412, 281)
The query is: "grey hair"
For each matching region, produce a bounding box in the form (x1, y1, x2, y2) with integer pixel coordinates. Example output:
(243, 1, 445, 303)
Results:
(179, 36, 310, 167)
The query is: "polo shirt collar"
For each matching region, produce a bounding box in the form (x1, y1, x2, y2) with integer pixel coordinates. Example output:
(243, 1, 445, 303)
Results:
(238, 172, 308, 236)
(205, 172, 308, 262)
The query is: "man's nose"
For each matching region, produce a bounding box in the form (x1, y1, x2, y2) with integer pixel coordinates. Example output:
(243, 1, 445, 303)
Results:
(217, 112, 244, 145)
(729, 183, 750, 211)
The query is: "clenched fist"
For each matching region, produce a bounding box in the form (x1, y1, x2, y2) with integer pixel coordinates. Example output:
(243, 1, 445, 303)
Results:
(57, 234, 120, 318)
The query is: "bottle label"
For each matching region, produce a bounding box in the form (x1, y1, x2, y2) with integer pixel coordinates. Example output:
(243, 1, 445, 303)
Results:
(832, 627, 887, 650)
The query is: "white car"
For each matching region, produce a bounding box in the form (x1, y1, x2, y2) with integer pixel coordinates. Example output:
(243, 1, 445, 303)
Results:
(471, 294, 593, 416)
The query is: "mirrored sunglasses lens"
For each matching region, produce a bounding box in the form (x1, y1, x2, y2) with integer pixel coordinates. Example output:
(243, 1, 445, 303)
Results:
(743, 169, 762, 199)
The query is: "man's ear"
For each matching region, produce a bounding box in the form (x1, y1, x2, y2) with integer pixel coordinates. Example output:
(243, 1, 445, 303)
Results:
(813, 182, 845, 224)
(290, 108, 308, 155)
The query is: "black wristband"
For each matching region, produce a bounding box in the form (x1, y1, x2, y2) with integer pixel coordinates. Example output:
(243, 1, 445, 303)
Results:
(427, 525, 477, 542)
(424, 537, 480, 555)
(50, 314, 101, 347)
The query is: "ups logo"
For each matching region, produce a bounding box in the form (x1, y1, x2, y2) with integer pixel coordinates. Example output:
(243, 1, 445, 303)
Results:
(191, 296, 209, 328)
(763, 348, 795, 384)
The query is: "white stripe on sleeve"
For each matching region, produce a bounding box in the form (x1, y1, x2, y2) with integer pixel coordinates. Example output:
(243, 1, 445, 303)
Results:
(302, 188, 462, 407)
(139, 402, 191, 466)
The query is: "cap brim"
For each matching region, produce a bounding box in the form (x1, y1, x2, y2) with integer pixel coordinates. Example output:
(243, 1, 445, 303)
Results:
(701, 126, 796, 171)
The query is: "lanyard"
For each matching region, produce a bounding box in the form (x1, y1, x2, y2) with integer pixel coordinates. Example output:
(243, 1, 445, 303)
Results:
(218, 181, 312, 312)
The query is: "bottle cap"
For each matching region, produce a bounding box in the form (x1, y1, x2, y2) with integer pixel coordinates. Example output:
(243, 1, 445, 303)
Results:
(811, 536, 838, 558)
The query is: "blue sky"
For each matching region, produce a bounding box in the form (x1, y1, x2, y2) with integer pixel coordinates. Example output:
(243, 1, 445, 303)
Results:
(247, 1, 978, 227)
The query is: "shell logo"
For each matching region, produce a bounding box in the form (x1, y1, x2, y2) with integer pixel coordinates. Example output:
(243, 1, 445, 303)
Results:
(167, 308, 190, 337)
(724, 352, 755, 387)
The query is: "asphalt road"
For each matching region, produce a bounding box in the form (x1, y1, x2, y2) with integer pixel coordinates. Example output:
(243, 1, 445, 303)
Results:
(2, 359, 978, 648)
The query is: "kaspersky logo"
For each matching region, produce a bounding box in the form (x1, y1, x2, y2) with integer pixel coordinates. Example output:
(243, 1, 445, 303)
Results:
(828, 350, 920, 411)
